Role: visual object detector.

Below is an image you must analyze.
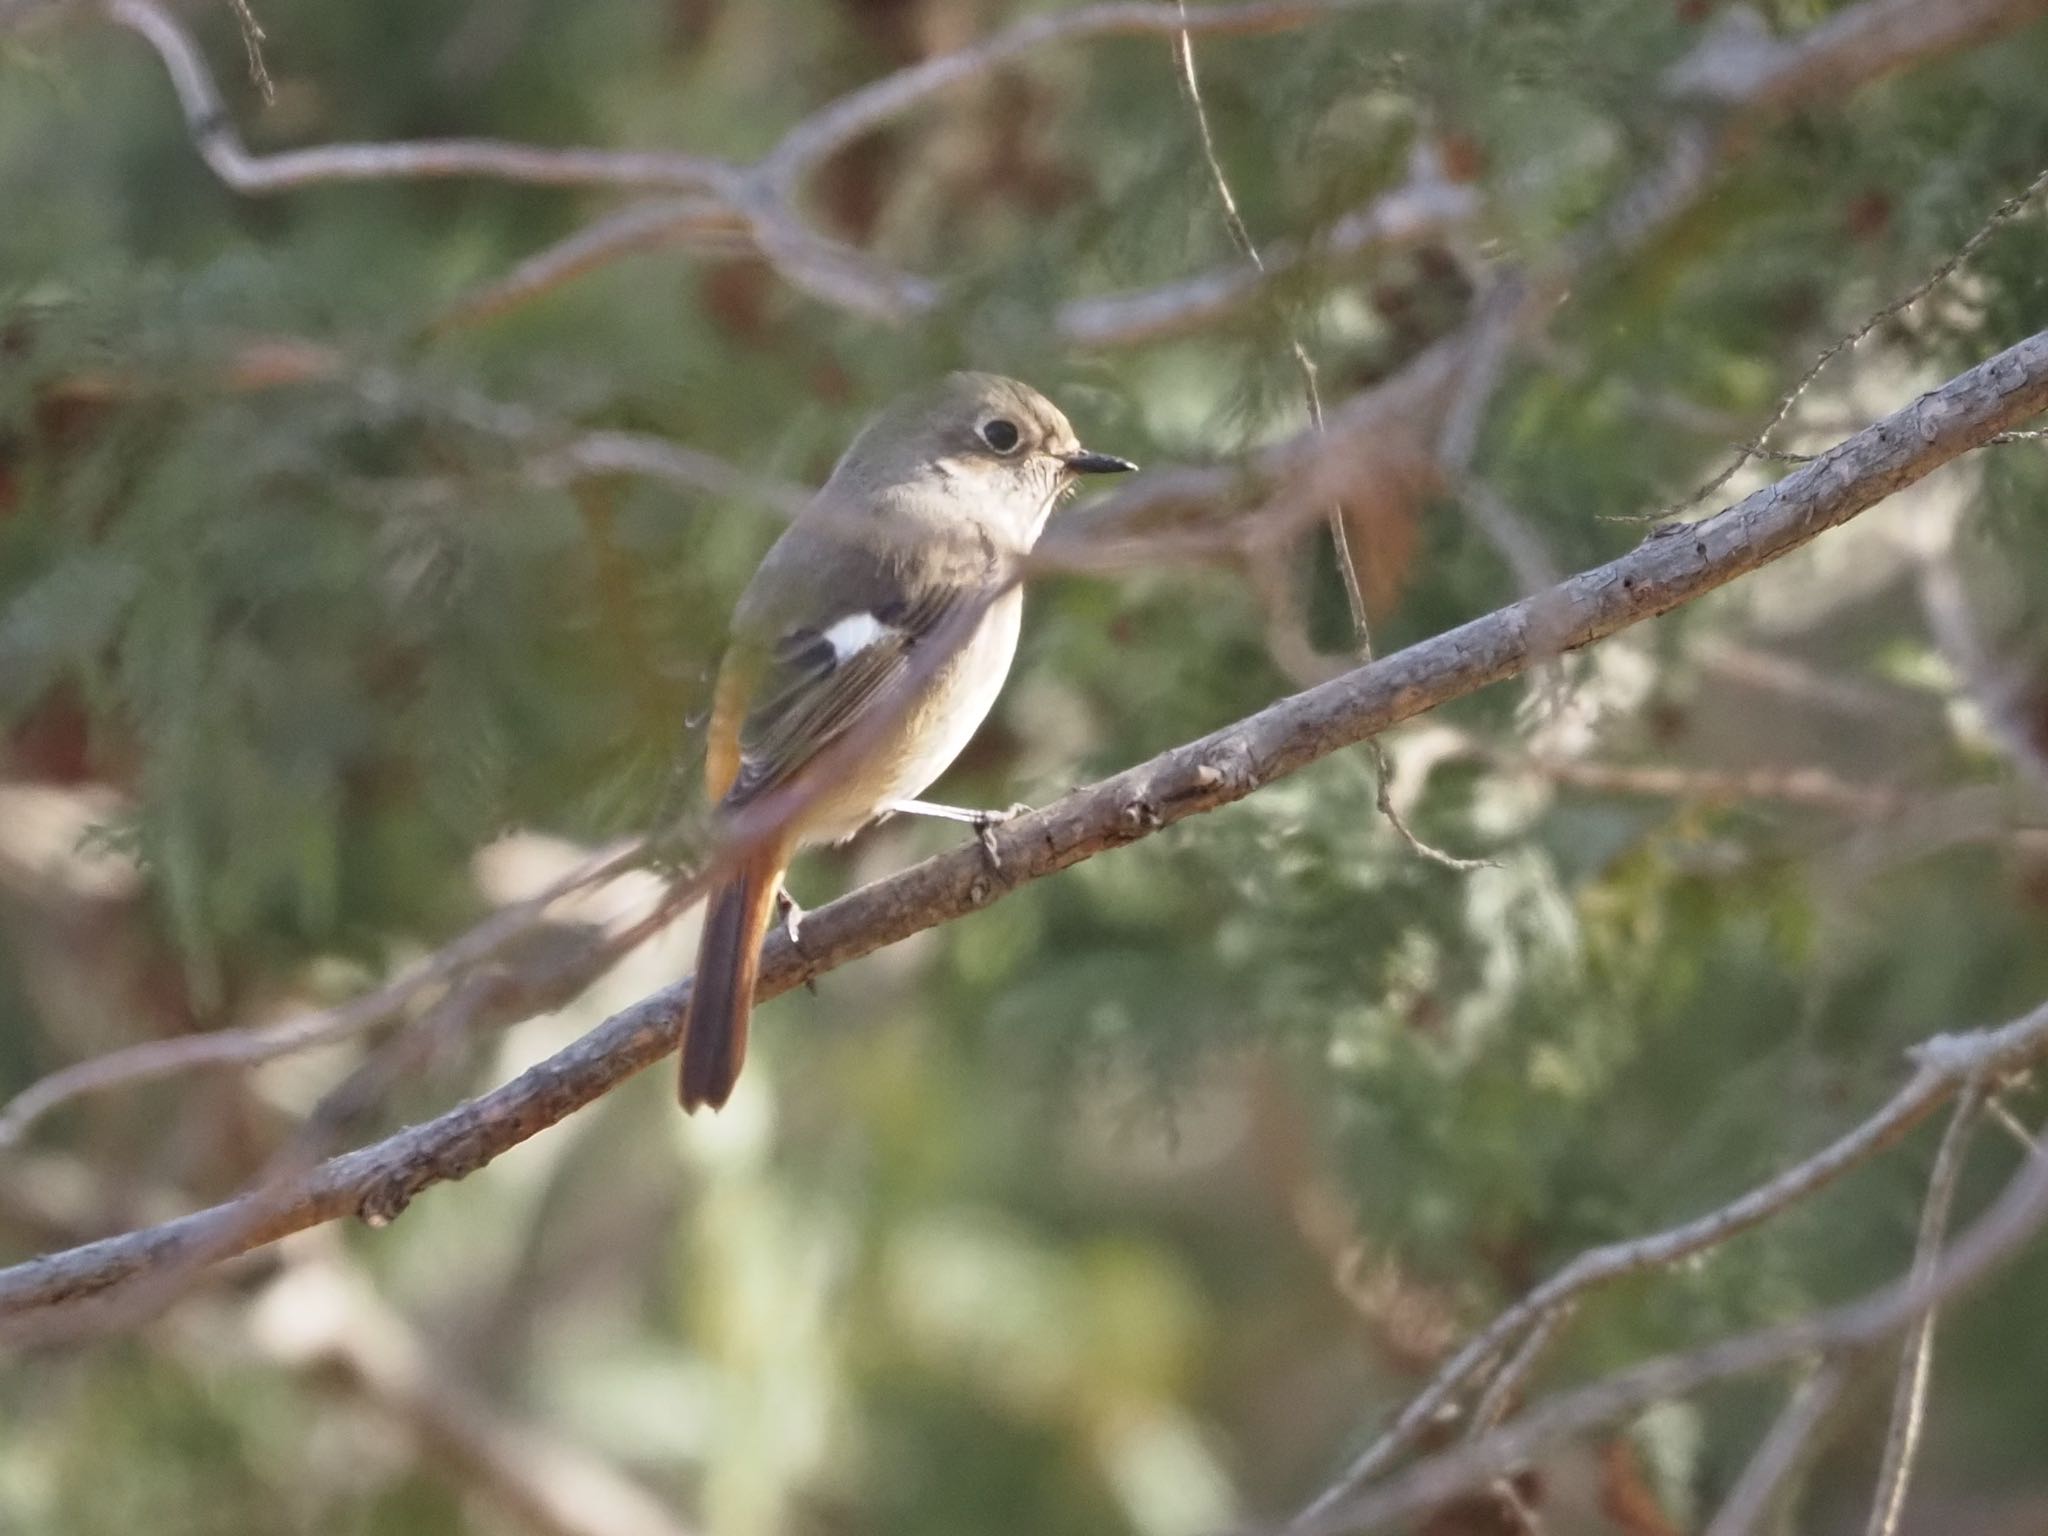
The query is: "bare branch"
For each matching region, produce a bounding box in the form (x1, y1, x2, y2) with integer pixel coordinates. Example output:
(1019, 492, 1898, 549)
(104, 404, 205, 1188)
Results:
(1986, 1095, 2039, 1155)
(431, 198, 750, 330)
(92, 0, 1381, 336)
(99, 0, 739, 196)
(1864, 1087, 1987, 1536)
(759, 0, 1355, 192)
(0, 841, 646, 1149)
(2, 323, 2045, 1338)
(1691, 1088, 1986, 1536)
(6, 878, 696, 1346)
(1700, 1361, 1851, 1536)
(1284, 1018, 2048, 1535)
(1467, 1304, 1572, 1438)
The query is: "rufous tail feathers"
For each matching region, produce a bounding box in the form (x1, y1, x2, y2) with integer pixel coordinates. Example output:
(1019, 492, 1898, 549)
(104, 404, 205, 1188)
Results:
(679, 844, 786, 1112)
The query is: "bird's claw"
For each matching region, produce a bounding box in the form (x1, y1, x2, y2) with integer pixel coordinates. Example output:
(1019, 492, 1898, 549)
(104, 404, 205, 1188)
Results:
(775, 887, 818, 994)
(775, 888, 804, 945)
(971, 802, 1032, 871)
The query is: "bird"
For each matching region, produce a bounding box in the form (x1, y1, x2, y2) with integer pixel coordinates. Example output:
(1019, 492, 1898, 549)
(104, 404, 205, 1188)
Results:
(679, 372, 1136, 1111)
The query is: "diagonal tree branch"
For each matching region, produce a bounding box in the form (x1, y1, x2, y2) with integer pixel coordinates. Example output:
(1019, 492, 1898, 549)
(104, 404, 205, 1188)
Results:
(3, 322, 2045, 1339)
(1275, 1005, 2048, 1536)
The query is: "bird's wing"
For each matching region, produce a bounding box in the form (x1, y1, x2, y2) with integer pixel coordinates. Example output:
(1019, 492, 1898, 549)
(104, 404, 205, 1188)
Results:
(705, 556, 991, 810)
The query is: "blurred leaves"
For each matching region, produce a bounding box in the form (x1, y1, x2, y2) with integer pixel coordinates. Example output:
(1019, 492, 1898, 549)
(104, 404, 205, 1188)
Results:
(6, 0, 2048, 1531)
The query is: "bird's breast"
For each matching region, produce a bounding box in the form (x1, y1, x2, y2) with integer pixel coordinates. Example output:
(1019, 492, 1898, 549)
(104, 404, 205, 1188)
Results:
(806, 589, 1023, 844)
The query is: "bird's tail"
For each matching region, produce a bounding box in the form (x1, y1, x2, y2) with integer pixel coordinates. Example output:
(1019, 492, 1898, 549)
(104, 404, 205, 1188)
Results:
(680, 841, 786, 1112)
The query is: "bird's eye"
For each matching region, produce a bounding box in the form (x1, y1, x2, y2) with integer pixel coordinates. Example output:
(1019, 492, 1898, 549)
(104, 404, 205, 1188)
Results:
(979, 418, 1021, 453)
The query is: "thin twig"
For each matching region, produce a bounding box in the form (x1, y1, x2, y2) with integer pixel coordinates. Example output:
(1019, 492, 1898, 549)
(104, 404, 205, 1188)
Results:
(1985, 1094, 2039, 1154)
(0, 840, 647, 1148)
(430, 198, 748, 331)
(1467, 1304, 1572, 1437)
(221, 0, 270, 103)
(1672, 162, 2048, 516)
(1699, 1359, 1852, 1536)
(1863, 1086, 1988, 1536)
(1170, 0, 1487, 872)
(100, 0, 739, 195)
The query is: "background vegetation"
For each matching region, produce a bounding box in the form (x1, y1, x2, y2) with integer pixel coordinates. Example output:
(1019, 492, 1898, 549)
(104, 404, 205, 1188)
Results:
(3, 0, 2048, 1531)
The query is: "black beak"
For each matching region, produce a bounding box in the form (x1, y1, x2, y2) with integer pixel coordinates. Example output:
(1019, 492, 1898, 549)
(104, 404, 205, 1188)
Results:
(1062, 449, 1138, 475)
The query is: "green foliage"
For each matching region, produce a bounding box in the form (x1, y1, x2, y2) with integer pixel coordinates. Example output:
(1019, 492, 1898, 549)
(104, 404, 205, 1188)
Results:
(6, 0, 2048, 1530)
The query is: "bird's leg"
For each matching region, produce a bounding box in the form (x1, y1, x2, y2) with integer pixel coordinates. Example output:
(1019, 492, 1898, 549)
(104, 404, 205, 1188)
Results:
(884, 798, 1033, 870)
(773, 880, 817, 993)
(774, 883, 804, 944)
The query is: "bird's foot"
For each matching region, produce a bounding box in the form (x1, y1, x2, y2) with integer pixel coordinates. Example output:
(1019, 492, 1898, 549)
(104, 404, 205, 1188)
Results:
(970, 802, 1033, 871)
(774, 886, 818, 994)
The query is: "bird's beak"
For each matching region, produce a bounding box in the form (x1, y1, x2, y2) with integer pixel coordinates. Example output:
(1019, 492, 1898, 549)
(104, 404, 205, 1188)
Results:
(1061, 448, 1138, 475)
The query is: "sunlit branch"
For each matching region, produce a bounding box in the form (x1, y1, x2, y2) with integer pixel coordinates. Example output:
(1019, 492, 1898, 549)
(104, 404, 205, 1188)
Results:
(3, 322, 2044, 1342)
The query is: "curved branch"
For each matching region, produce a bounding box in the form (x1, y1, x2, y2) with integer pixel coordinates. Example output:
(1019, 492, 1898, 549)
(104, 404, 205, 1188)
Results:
(758, 0, 1349, 191)
(430, 198, 750, 330)
(3, 324, 2044, 1337)
(98, 0, 740, 196)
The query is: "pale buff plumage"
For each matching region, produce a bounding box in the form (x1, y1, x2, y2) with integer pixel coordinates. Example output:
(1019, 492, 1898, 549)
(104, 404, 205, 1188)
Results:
(681, 373, 1134, 1111)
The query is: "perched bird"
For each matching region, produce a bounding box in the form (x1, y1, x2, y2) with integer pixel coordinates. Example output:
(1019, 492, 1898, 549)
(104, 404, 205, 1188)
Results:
(680, 372, 1135, 1111)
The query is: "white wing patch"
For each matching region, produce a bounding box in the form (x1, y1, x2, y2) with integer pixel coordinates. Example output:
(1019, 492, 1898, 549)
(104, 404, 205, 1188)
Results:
(822, 611, 893, 663)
